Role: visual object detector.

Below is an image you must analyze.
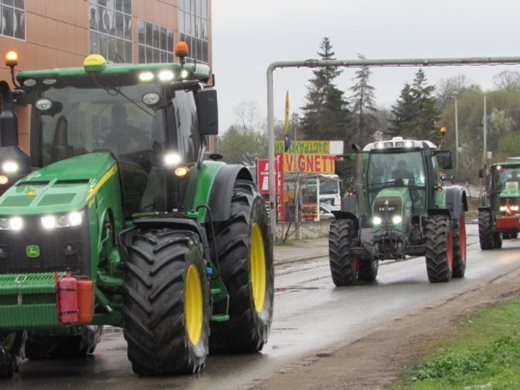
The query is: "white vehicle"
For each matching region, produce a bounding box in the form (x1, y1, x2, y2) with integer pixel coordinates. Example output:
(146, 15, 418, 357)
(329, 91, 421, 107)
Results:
(317, 174, 341, 210)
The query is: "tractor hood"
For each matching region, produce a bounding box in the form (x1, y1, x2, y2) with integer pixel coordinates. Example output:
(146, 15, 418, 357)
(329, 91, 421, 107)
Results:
(0, 152, 117, 215)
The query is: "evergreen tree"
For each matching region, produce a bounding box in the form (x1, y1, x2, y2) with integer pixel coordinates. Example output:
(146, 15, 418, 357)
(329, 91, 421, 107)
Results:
(390, 69, 439, 140)
(300, 37, 351, 142)
(350, 54, 378, 146)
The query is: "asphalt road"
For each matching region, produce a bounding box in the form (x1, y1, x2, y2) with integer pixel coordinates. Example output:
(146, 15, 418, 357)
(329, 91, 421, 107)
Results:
(6, 223, 520, 390)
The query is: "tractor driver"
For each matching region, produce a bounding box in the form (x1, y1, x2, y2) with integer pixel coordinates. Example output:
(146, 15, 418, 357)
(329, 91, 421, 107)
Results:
(104, 104, 149, 154)
(392, 160, 415, 185)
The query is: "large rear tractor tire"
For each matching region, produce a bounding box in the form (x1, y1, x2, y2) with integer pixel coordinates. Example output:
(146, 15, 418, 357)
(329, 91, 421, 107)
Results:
(452, 213, 467, 278)
(123, 229, 210, 375)
(479, 210, 495, 250)
(25, 326, 102, 360)
(0, 332, 24, 379)
(210, 180, 274, 354)
(329, 219, 360, 286)
(425, 215, 453, 283)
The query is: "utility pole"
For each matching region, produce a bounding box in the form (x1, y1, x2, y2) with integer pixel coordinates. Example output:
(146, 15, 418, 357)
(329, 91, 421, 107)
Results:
(483, 93, 487, 164)
(454, 98, 459, 176)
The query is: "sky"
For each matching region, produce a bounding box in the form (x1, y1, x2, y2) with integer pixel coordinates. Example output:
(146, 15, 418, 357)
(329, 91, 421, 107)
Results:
(212, 0, 520, 131)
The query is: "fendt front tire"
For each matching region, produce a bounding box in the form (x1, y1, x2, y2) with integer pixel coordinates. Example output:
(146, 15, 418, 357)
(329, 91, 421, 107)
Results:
(425, 215, 453, 283)
(210, 180, 274, 354)
(478, 210, 495, 250)
(329, 219, 360, 286)
(123, 229, 210, 376)
(358, 259, 379, 282)
(452, 213, 467, 278)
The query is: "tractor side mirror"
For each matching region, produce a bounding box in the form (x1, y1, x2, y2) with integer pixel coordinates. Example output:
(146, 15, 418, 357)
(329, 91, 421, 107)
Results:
(435, 150, 453, 170)
(196, 89, 218, 136)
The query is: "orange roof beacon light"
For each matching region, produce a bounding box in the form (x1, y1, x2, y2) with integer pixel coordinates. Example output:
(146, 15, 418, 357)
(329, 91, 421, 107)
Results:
(4, 50, 20, 88)
(5, 51, 18, 68)
(175, 41, 189, 64)
(440, 126, 447, 135)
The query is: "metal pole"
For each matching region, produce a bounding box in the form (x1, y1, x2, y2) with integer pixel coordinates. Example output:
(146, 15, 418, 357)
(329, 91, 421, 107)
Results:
(483, 93, 487, 163)
(267, 56, 520, 239)
(454, 98, 459, 176)
(267, 64, 276, 241)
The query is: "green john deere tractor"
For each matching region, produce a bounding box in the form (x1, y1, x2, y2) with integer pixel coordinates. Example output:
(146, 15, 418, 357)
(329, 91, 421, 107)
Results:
(330, 137, 468, 286)
(0, 46, 273, 377)
(479, 161, 520, 249)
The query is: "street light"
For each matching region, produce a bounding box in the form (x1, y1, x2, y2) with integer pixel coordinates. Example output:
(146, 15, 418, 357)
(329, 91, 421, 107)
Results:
(447, 96, 459, 176)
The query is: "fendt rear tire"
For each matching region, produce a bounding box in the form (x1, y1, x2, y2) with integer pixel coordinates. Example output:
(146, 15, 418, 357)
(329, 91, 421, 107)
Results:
(425, 215, 453, 283)
(329, 219, 360, 286)
(478, 210, 495, 250)
(452, 213, 467, 278)
(123, 229, 210, 376)
(25, 326, 102, 360)
(210, 180, 274, 354)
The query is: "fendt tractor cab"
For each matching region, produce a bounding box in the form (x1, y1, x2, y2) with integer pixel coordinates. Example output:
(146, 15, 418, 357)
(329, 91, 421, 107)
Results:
(330, 137, 468, 286)
(479, 161, 520, 249)
(0, 45, 273, 378)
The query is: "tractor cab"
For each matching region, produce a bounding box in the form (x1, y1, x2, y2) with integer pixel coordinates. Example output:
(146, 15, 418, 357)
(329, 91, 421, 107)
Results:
(362, 137, 449, 226)
(13, 50, 217, 218)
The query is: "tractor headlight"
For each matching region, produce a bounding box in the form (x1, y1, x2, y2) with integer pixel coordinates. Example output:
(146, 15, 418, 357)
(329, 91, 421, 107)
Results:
(2, 160, 19, 174)
(500, 206, 507, 212)
(373, 216, 382, 225)
(511, 205, 519, 212)
(163, 152, 182, 167)
(41, 211, 83, 230)
(392, 215, 403, 224)
(0, 216, 24, 231)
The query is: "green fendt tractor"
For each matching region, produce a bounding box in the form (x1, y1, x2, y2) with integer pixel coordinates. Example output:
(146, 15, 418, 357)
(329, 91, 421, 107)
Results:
(0, 46, 273, 378)
(330, 137, 468, 286)
(479, 161, 520, 249)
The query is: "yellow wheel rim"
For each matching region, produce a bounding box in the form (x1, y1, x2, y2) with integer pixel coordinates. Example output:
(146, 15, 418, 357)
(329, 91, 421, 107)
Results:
(251, 223, 267, 312)
(185, 264, 203, 345)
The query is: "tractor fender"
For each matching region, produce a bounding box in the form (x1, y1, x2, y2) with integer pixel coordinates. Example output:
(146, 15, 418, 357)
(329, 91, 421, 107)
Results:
(445, 186, 468, 220)
(427, 208, 451, 218)
(120, 217, 212, 262)
(331, 210, 360, 232)
(208, 164, 254, 222)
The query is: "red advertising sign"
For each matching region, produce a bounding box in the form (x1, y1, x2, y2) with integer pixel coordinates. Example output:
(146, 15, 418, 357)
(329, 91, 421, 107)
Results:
(257, 156, 285, 222)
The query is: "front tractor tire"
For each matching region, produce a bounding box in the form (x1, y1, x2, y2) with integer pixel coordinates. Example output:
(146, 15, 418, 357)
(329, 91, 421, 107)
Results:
(210, 180, 274, 354)
(329, 219, 360, 286)
(123, 229, 210, 376)
(452, 213, 467, 278)
(479, 210, 495, 250)
(425, 215, 453, 283)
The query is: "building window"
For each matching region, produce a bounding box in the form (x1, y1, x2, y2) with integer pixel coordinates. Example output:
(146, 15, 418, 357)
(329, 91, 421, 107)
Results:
(89, 0, 132, 63)
(137, 21, 173, 63)
(0, 0, 25, 40)
(179, 0, 209, 64)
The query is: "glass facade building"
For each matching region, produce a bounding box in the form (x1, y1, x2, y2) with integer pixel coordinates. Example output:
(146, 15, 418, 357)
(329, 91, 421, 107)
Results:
(0, 0, 212, 152)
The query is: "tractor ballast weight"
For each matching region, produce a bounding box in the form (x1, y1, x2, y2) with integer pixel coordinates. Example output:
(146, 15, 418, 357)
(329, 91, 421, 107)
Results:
(0, 46, 273, 377)
(479, 161, 520, 249)
(329, 137, 468, 286)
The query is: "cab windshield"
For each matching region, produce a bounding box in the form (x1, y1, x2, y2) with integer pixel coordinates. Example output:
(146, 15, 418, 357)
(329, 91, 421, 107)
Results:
(29, 78, 201, 216)
(367, 151, 426, 213)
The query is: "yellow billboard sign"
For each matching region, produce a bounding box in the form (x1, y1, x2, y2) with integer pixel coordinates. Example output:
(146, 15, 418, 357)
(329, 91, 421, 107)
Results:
(282, 153, 335, 173)
(275, 140, 330, 154)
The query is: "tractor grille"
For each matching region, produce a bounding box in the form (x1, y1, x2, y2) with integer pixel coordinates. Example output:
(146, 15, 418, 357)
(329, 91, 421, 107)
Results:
(373, 196, 402, 221)
(0, 215, 90, 276)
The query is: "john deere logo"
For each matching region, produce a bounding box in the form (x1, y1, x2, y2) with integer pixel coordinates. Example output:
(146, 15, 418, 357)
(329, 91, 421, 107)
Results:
(26, 245, 40, 258)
